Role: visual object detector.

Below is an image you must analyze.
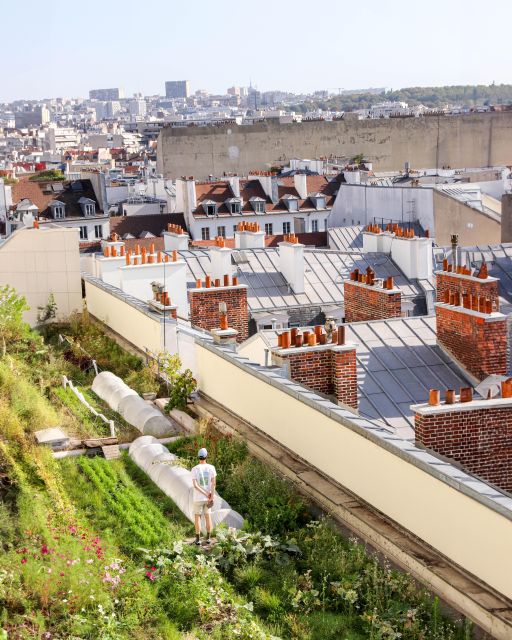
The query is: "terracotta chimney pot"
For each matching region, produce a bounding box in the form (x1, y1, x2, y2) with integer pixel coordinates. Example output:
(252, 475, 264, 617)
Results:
(460, 387, 473, 403)
(232, 276, 238, 286)
(205, 275, 211, 288)
(428, 389, 440, 406)
(290, 328, 298, 343)
(223, 274, 230, 287)
(281, 331, 291, 349)
(120, 245, 125, 256)
(445, 389, 456, 404)
(337, 325, 346, 346)
(214, 278, 221, 287)
(295, 334, 303, 348)
(308, 333, 317, 346)
(277, 333, 283, 347)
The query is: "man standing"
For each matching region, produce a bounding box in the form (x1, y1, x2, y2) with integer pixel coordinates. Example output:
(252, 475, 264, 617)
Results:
(191, 447, 217, 545)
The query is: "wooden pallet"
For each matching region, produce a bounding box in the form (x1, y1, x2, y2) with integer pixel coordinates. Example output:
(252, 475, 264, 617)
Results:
(101, 445, 121, 460)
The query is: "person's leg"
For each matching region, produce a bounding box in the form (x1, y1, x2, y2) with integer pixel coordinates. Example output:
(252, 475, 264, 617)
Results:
(204, 512, 212, 539)
(194, 507, 201, 544)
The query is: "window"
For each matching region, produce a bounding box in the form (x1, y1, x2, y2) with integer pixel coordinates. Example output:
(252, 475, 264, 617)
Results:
(85, 203, 95, 216)
(252, 200, 265, 213)
(315, 197, 326, 209)
(205, 204, 217, 216)
(285, 198, 298, 212)
(79, 226, 88, 240)
(217, 226, 226, 238)
(311, 220, 318, 232)
(282, 221, 291, 234)
(233, 225, 238, 235)
(324, 219, 328, 231)
(264, 223, 273, 235)
(94, 224, 103, 239)
(230, 202, 241, 214)
(201, 227, 210, 240)
(53, 206, 64, 219)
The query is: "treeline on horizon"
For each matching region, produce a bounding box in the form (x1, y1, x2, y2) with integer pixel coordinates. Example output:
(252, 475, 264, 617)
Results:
(290, 84, 512, 113)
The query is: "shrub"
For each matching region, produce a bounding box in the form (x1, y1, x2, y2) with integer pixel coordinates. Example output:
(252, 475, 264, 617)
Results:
(28, 169, 65, 181)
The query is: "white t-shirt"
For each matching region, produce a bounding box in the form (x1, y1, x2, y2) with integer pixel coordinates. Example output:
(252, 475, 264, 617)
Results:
(191, 463, 217, 503)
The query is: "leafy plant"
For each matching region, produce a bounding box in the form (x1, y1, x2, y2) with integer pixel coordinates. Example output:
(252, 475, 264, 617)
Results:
(159, 353, 197, 411)
(0, 285, 29, 354)
(37, 293, 58, 324)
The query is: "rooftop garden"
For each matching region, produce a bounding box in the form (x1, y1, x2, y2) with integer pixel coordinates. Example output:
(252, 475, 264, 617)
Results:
(0, 288, 473, 639)
(28, 169, 66, 182)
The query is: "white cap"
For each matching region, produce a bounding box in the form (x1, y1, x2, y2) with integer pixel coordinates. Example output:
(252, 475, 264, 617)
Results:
(198, 447, 208, 459)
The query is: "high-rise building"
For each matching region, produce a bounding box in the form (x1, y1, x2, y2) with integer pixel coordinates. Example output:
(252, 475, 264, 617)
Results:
(89, 88, 124, 101)
(129, 99, 147, 117)
(165, 80, 190, 99)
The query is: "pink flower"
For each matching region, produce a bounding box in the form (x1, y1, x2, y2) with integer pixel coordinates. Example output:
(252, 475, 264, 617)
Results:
(21, 558, 27, 565)
(69, 526, 77, 535)
(41, 544, 50, 555)
(59, 572, 65, 577)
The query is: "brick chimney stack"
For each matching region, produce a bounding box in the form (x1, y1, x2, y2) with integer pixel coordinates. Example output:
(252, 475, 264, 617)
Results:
(343, 268, 402, 323)
(435, 259, 506, 381)
(413, 382, 512, 492)
(271, 324, 358, 410)
(188, 275, 248, 343)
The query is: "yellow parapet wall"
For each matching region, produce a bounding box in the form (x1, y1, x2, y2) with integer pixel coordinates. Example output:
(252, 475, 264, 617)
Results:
(196, 340, 512, 601)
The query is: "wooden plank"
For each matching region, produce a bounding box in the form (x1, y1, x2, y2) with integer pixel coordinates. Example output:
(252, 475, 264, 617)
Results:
(101, 445, 121, 460)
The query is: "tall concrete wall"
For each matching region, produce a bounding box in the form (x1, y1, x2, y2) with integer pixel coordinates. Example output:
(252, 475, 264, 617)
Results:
(158, 112, 512, 179)
(432, 190, 501, 247)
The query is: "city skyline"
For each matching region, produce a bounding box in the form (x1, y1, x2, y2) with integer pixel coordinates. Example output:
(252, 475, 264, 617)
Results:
(2, 0, 511, 102)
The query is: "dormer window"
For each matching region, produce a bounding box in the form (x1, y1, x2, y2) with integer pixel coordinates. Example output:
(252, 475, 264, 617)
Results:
(78, 197, 96, 216)
(282, 195, 299, 212)
(202, 200, 218, 216)
(309, 193, 326, 209)
(250, 197, 265, 213)
(225, 197, 241, 214)
(49, 200, 65, 219)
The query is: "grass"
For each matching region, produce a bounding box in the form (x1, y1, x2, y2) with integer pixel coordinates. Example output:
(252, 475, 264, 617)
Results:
(165, 428, 473, 640)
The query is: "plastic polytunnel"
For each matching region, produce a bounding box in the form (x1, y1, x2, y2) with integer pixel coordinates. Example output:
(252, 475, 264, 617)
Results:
(129, 436, 244, 530)
(92, 371, 176, 438)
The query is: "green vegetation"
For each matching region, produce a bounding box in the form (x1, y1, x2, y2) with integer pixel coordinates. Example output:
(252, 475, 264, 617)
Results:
(160, 353, 197, 411)
(168, 428, 473, 640)
(0, 291, 473, 639)
(291, 83, 512, 113)
(28, 169, 65, 182)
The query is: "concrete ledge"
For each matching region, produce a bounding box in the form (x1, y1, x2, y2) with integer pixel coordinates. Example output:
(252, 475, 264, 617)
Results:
(196, 394, 512, 640)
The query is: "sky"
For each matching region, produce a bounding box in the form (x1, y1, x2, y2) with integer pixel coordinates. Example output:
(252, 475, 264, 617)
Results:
(2, 0, 511, 102)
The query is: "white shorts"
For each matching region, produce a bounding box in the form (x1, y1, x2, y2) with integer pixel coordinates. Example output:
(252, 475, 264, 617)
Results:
(193, 501, 211, 516)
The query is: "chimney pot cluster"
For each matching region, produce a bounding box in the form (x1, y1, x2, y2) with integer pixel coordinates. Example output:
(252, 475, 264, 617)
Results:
(195, 273, 239, 289)
(277, 324, 346, 349)
(349, 268, 394, 290)
(365, 222, 425, 238)
(214, 236, 226, 248)
(237, 221, 261, 232)
(122, 245, 176, 266)
(167, 223, 184, 235)
(440, 258, 489, 279)
(283, 233, 299, 244)
(426, 387, 473, 405)
(441, 289, 493, 313)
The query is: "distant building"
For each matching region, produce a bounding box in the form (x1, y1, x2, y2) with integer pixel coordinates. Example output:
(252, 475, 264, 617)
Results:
(165, 80, 190, 99)
(14, 105, 50, 129)
(129, 99, 147, 117)
(89, 88, 124, 101)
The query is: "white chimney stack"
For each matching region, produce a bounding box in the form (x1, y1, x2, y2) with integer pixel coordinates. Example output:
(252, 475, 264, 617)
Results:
(391, 236, 433, 280)
(228, 176, 240, 198)
(293, 174, 307, 199)
(235, 229, 265, 249)
(163, 230, 189, 252)
(209, 245, 233, 282)
(279, 238, 305, 294)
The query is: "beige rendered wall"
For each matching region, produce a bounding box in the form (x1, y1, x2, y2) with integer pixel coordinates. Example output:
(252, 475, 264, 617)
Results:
(433, 190, 501, 247)
(158, 112, 512, 179)
(85, 279, 172, 356)
(0, 226, 82, 326)
(196, 342, 512, 601)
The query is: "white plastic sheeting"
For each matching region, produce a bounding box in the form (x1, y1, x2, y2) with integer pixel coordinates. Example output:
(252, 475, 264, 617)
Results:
(129, 436, 244, 530)
(92, 371, 176, 438)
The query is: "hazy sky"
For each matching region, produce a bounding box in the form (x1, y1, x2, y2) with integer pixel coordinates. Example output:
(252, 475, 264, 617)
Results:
(3, 0, 511, 101)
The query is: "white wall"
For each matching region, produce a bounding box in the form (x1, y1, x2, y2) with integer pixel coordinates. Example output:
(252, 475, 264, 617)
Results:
(122, 202, 163, 216)
(330, 185, 434, 233)
(0, 226, 82, 326)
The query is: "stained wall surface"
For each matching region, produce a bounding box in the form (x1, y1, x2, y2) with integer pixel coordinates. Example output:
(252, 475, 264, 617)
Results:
(158, 113, 512, 179)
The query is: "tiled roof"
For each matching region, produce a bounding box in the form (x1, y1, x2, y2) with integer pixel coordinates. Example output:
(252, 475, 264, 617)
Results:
(192, 175, 338, 218)
(109, 213, 187, 239)
(11, 178, 103, 220)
